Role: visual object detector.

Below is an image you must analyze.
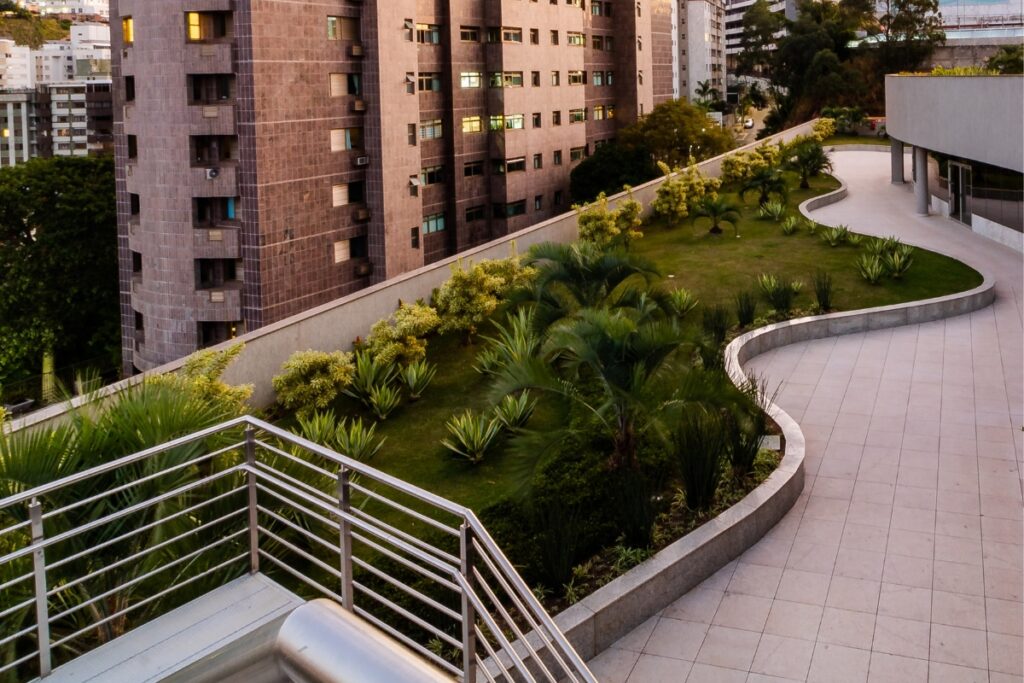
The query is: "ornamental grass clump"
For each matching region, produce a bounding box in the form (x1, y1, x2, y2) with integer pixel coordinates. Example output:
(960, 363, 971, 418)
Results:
(812, 270, 834, 312)
(734, 291, 757, 328)
(669, 288, 700, 319)
(819, 225, 850, 247)
(781, 216, 799, 235)
(336, 416, 386, 461)
(757, 200, 787, 222)
(702, 303, 731, 345)
(441, 410, 503, 464)
(344, 350, 398, 408)
(883, 245, 915, 279)
(758, 273, 803, 314)
(368, 383, 402, 420)
(273, 349, 355, 418)
(670, 409, 727, 511)
(493, 391, 537, 430)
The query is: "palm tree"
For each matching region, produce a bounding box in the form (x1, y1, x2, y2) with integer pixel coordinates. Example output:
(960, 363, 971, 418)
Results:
(739, 166, 789, 206)
(786, 140, 833, 189)
(691, 196, 742, 237)
(694, 80, 720, 106)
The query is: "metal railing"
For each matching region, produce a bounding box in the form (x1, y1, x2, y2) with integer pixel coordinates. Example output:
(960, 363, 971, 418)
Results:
(0, 416, 595, 683)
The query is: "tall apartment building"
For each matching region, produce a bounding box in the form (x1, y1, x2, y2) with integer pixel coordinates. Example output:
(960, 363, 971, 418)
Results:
(17, 0, 110, 19)
(680, 0, 727, 102)
(0, 88, 52, 167)
(723, 0, 795, 76)
(112, 0, 675, 373)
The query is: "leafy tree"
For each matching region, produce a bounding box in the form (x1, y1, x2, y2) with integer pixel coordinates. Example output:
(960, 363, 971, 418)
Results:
(148, 343, 253, 416)
(365, 301, 441, 365)
(737, 0, 785, 78)
(986, 45, 1023, 74)
(0, 157, 118, 386)
(569, 142, 659, 203)
(694, 80, 721, 107)
(576, 190, 644, 250)
(434, 257, 533, 344)
(785, 138, 834, 188)
(740, 166, 789, 206)
(692, 196, 743, 237)
(619, 99, 734, 168)
(652, 161, 722, 225)
(875, 0, 945, 75)
(272, 350, 356, 417)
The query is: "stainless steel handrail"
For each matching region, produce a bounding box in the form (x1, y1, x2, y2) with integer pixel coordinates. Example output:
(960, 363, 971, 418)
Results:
(0, 416, 596, 683)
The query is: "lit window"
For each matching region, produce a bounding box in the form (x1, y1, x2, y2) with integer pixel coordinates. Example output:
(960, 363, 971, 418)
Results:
(416, 24, 441, 44)
(329, 127, 363, 151)
(420, 119, 443, 140)
(122, 17, 134, 45)
(460, 72, 482, 88)
(462, 116, 482, 133)
(567, 32, 585, 46)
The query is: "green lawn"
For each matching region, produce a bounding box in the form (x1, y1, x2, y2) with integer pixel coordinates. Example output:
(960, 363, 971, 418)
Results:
(285, 172, 981, 515)
(824, 134, 891, 147)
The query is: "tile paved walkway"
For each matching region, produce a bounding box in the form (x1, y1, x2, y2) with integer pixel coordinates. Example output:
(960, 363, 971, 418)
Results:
(589, 151, 1023, 682)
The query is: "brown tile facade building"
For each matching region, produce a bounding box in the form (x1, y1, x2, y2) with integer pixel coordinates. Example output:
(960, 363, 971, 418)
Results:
(112, 0, 675, 373)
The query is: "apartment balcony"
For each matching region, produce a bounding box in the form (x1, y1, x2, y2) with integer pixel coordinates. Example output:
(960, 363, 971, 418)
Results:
(193, 226, 241, 258)
(190, 162, 238, 197)
(194, 280, 242, 319)
(0, 418, 596, 683)
(189, 102, 236, 136)
(184, 41, 234, 75)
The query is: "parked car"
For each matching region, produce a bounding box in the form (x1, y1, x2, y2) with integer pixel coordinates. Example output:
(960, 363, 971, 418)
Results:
(743, 117, 754, 129)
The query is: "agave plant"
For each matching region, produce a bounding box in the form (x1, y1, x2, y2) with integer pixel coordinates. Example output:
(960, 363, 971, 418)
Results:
(368, 383, 402, 420)
(858, 254, 887, 284)
(819, 225, 850, 247)
(493, 391, 537, 430)
(669, 288, 700, 319)
(336, 416, 386, 461)
(478, 309, 543, 376)
(441, 410, 503, 464)
(757, 273, 803, 314)
(401, 359, 437, 400)
(801, 217, 819, 234)
(864, 237, 888, 256)
(473, 346, 501, 376)
(846, 233, 863, 247)
(780, 216, 799, 235)
(344, 350, 398, 408)
(882, 245, 915, 279)
(757, 200, 787, 222)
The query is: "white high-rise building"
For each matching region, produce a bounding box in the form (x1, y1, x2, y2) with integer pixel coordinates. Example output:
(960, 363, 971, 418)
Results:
(0, 22, 109, 89)
(17, 0, 109, 19)
(679, 0, 728, 102)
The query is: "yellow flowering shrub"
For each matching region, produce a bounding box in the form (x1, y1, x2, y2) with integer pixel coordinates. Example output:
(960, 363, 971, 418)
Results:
(272, 349, 355, 417)
(366, 302, 441, 365)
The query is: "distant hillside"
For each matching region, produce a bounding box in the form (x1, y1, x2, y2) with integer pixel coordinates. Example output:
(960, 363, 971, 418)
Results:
(0, 14, 70, 48)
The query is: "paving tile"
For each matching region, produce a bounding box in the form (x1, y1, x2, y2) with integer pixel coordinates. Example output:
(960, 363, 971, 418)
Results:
(786, 540, 839, 575)
(613, 615, 660, 652)
(930, 591, 986, 630)
(807, 642, 870, 683)
(834, 547, 886, 581)
(664, 589, 724, 625)
(749, 634, 814, 680)
(929, 623, 989, 669)
(764, 599, 823, 641)
(877, 583, 931, 622)
(695, 625, 761, 670)
(987, 631, 1024, 676)
(932, 560, 985, 596)
(841, 523, 889, 553)
(727, 563, 783, 599)
(867, 651, 928, 683)
(818, 607, 876, 649)
(685, 662, 747, 682)
(986, 596, 1024, 636)
(881, 554, 932, 589)
(643, 617, 709, 661)
(587, 646, 639, 683)
(885, 529, 934, 559)
(626, 653, 693, 683)
(775, 569, 831, 606)
(826, 576, 880, 614)
(712, 593, 773, 632)
(871, 615, 930, 659)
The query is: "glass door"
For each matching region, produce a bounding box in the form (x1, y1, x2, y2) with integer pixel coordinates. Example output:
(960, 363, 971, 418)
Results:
(948, 162, 973, 226)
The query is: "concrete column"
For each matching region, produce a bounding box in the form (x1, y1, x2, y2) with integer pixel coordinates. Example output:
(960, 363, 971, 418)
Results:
(914, 146, 929, 216)
(5, 103, 15, 167)
(20, 104, 29, 162)
(891, 139, 905, 184)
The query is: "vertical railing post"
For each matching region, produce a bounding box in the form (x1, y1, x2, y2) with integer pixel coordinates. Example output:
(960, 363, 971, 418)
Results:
(244, 426, 259, 574)
(460, 522, 477, 682)
(338, 468, 354, 611)
(29, 499, 51, 678)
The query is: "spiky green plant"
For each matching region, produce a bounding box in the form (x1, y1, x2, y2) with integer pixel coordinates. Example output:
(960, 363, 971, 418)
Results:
(734, 291, 757, 327)
(757, 273, 802, 314)
(670, 409, 727, 511)
(812, 270, 834, 312)
(441, 410, 503, 463)
(882, 246, 915, 279)
(757, 200, 787, 222)
(400, 359, 437, 400)
(780, 216, 799, 235)
(858, 254, 886, 284)
(493, 391, 537, 430)
(669, 288, 700, 319)
(344, 350, 398, 408)
(702, 304, 731, 345)
(336, 416, 386, 461)
(819, 225, 850, 247)
(368, 383, 402, 420)
(801, 217, 819, 234)
(846, 233, 863, 247)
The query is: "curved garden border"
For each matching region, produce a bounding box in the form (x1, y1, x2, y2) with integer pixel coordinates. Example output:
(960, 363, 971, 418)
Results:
(549, 168, 997, 663)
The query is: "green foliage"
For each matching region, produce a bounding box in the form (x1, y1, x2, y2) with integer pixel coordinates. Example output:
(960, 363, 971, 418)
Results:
(368, 383, 402, 420)
(812, 270, 834, 311)
(0, 12, 69, 47)
(820, 106, 866, 134)
(670, 409, 727, 511)
(735, 291, 757, 327)
(737, 0, 786, 77)
(272, 350, 355, 417)
(365, 302, 441, 366)
(882, 245, 915, 279)
(758, 273, 803, 313)
(434, 256, 535, 342)
(819, 224, 851, 247)
(858, 254, 887, 284)
(0, 157, 118, 383)
(740, 166, 788, 207)
(344, 350, 398, 408)
(653, 161, 722, 224)
(149, 343, 252, 416)
(758, 200, 788, 221)
(440, 410, 503, 464)
(702, 304, 731, 345)
(720, 143, 782, 184)
(569, 142, 660, 203)
(781, 216, 800, 235)
(479, 309, 543, 377)
(725, 378, 773, 478)
(493, 391, 537, 430)
(986, 45, 1023, 74)
(296, 411, 386, 462)
(576, 190, 644, 250)
(802, 217, 820, 234)
(618, 98, 735, 168)
(692, 195, 742, 237)
(812, 117, 837, 141)
(669, 289, 700, 319)
(400, 359, 436, 400)
(846, 233, 863, 247)
(786, 138, 833, 189)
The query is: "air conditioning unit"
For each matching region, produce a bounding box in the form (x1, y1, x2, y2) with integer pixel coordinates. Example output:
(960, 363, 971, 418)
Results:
(355, 156, 369, 167)
(206, 168, 220, 180)
(349, 44, 364, 57)
(351, 99, 366, 113)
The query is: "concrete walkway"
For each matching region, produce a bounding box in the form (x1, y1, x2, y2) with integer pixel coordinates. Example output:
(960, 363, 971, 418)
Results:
(589, 151, 1023, 683)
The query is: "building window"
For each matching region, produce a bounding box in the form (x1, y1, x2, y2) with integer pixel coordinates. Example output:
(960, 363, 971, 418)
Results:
(416, 24, 441, 44)
(502, 27, 523, 42)
(124, 75, 136, 101)
(567, 32, 585, 46)
(411, 227, 420, 249)
(606, 71, 614, 85)
(332, 181, 364, 207)
(530, 28, 540, 44)
(418, 72, 442, 92)
(506, 157, 526, 173)
(465, 205, 486, 222)
(533, 153, 543, 169)
(570, 146, 586, 162)
(186, 12, 229, 42)
(420, 119, 443, 140)
(327, 16, 359, 41)
(555, 190, 563, 206)
(330, 127, 363, 151)
(330, 72, 361, 97)
(532, 113, 542, 128)
(552, 110, 562, 126)
(550, 30, 559, 45)
(553, 150, 563, 165)
(464, 160, 484, 176)
(460, 72, 482, 88)
(423, 213, 446, 233)
(593, 71, 604, 86)
(534, 195, 543, 211)
(460, 26, 480, 42)
(551, 71, 560, 86)
(506, 200, 526, 217)
(122, 17, 134, 45)
(594, 105, 605, 120)
(504, 114, 524, 130)
(127, 134, 138, 159)
(568, 70, 585, 85)
(569, 108, 586, 123)
(489, 71, 524, 88)
(462, 116, 482, 133)
(333, 240, 351, 263)
(421, 165, 444, 185)
(408, 123, 417, 146)
(531, 71, 541, 87)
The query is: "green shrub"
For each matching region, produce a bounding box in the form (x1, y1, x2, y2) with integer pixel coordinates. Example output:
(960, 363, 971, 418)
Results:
(670, 410, 727, 511)
(273, 349, 355, 417)
(150, 343, 253, 415)
(801, 217, 819, 234)
(819, 225, 850, 247)
(365, 302, 441, 366)
(669, 289, 700, 319)
(368, 383, 402, 420)
(812, 270, 834, 312)
(479, 309, 542, 377)
(758, 273, 802, 314)
(441, 410, 503, 463)
(336, 416, 386, 461)
(846, 233, 863, 247)
(758, 200, 787, 222)
(882, 245, 915, 279)
(473, 346, 501, 376)
(493, 391, 537, 430)
(434, 256, 535, 343)
(858, 254, 886, 284)
(781, 216, 799, 235)
(811, 117, 837, 141)
(344, 350, 398, 408)
(734, 291, 757, 328)
(702, 304, 731, 345)
(576, 190, 644, 250)
(726, 378, 774, 478)
(400, 359, 436, 401)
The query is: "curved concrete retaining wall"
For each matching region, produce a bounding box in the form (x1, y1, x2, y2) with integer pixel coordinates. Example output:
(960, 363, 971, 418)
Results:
(547, 182, 996, 662)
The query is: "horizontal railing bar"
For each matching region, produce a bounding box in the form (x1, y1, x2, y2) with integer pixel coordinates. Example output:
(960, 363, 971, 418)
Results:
(467, 513, 596, 682)
(247, 418, 470, 517)
(0, 519, 30, 540)
(351, 556, 461, 622)
(472, 537, 571, 675)
(474, 623, 514, 682)
(255, 483, 341, 533)
(50, 552, 247, 649)
(258, 550, 344, 603)
(350, 532, 461, 593)
(352, 605, 463, 678)
(49, 508, 247, 598)
(48, 485, 246, 571)
(252, 439, 340, 483)
(257, 526, 343, 581)
(471, 566, 558, 683)
(49, 528, 246, 623)
(41, 442, 243, 521)
(250, 459, 336, 507)
(0, 596, 36, 621)
(349, 506, 461, 567)
(0, 570, 33, 593)
(0, 623, 37, 649)
(348, 481, 460, 537)
(256, 505, 338, 555)
(0, 466, 245, 567)
(352, 580, 462, 651)
(0, 649, 39, 676)
(0, 416, 251, 511)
